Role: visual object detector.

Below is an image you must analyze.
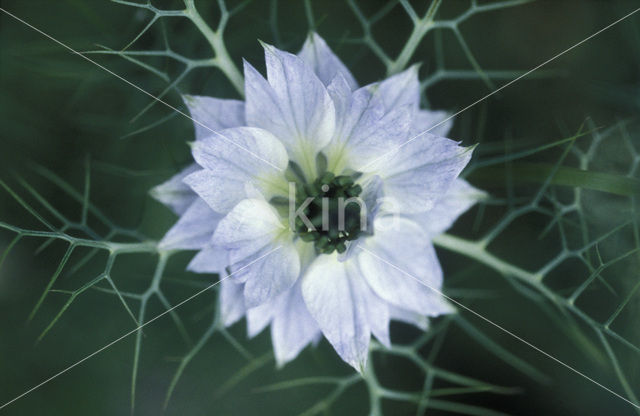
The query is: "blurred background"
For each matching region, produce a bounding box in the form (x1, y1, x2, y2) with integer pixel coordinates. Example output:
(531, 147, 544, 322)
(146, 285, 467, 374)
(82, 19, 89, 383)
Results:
(1, 0, 639, 415)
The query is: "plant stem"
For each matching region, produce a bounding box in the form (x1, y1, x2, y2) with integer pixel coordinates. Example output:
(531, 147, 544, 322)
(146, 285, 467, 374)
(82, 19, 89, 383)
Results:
(363, 360, 383, 416)
(387, 0, 442, 75)
(185, 0, 244, 96)
(433, 233, 541, 283)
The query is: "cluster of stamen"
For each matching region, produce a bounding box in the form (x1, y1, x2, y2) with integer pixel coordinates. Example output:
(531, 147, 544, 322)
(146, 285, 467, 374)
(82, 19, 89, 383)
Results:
(293, 172, 363, 254)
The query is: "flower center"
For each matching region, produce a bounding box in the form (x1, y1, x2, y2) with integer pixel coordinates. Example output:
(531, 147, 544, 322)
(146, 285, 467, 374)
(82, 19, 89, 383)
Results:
(292, 171, 364, 254)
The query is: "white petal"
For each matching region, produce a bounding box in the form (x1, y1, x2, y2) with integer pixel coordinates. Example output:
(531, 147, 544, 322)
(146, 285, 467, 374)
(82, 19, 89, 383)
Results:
(212, 199, 285, 263)
(183, 95, 245, 140)
(372, 135, 474, 213)
(359, 175, 384, 212)
(213, 199, 300, 307)
(220, 278, 245, 327)
(376, 66, 420, 111)
(298, 33, 358, 90)
(358, 217, 453, 316)
(187, 244, 228, 274)
(150, 164, 199, 215)
(301, 255, 371, 372)
(247, 300, 275, 337)
(185, 127, 288, 213)
(354, 273, 391, 348)
(411, 109, 453, 138)
(245, 45, 336, 167)
(412, 179, 486, 236)
(241, 242, 300, 308)
(159, 199, 222, 250)
(271, 281, 321, 366)
(388, 304, 429, 330)
(326, 82, 412, 172)
(325, 74, 354, 120)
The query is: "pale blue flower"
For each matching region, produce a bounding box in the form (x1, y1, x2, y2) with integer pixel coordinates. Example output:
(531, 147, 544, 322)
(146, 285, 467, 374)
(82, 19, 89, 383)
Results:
(152, 33, 484, 371)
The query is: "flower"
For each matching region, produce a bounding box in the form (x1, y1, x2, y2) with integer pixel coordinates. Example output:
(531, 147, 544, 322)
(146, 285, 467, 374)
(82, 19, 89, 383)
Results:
(151, 33, 484, 371)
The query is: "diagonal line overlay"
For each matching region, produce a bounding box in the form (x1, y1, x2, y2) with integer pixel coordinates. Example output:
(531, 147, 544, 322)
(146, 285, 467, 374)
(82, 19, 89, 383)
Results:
(0, 7, 282, 172)
(0, 246, 282, 411)
(357, 6, 640, 172)
(357, 245, 640, 410)
(2, 3, 640, 413)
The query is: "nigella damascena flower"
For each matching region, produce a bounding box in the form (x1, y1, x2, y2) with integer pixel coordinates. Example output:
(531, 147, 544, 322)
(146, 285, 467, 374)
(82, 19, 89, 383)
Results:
(151, 33, 484, 371)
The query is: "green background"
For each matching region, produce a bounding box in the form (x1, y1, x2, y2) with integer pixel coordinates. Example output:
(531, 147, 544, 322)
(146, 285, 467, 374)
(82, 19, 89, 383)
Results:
(1, 1, 639, 415)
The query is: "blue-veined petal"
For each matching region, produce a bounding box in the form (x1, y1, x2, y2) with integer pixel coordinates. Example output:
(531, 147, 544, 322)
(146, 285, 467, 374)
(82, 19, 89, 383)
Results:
(159, 199, 223, 250)
(247, 299, 275, 337)
(412, 179, 486, 236)
(183, 95, 245, 141)
(245, 45, 335, 174)
(213, 199, 300, 307)
(376, 66, 420, 111)
(298, 32, 358, 90)
(184, 127, 288, 214)
(187, 243, 228, 275)
(301, 254, 372, 372)
(357, 217, 453, 316)
(411, 109, 454, 138)
(367, 135, 474, 213)
(271, 281, 322, 366)
(150, 164, 199, 215)
(325, 77, 412, 172)
(219, 278, 246, 327)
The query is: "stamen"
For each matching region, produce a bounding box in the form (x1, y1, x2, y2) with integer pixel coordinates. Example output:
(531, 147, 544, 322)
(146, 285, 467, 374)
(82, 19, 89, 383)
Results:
(291, 171, 364, 254)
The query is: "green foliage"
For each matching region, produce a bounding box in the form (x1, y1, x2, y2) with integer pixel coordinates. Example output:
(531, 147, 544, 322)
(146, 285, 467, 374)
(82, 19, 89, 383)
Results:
(1, 1, 639, 415)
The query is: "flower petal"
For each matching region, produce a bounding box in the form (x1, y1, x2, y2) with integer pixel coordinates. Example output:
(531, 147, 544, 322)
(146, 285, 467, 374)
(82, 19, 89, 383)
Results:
(388, 304, 430, 330)
(370, 135, 474, 213)
(411, 109, 454, 138)
(219, 278, 246, 327)
(242, 243, 300, 308)
(358, 217, 453, 316)
(183, 95, 245, 140)
(271, 281, 322, 366)
(187, 244, 228, 274)
(376, 67, 453, 141)
(301, 255, 371, 372)
(247, 300, 275, 337)
(150, 164, 199, 215)
(159, 199, 223, 250)
(355, 273, 391, 348)
(376, 66, 420, 111)
(244, 45, 336, 168)
(213, 199, 300, 307)
(185, 127, 288, 214)
(326, 81, 412, 172)
(212, 199, 285, 262)
(412, 179, 486, 236)
(325, 73, 354, 118)
(297, 33, 358, 90)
